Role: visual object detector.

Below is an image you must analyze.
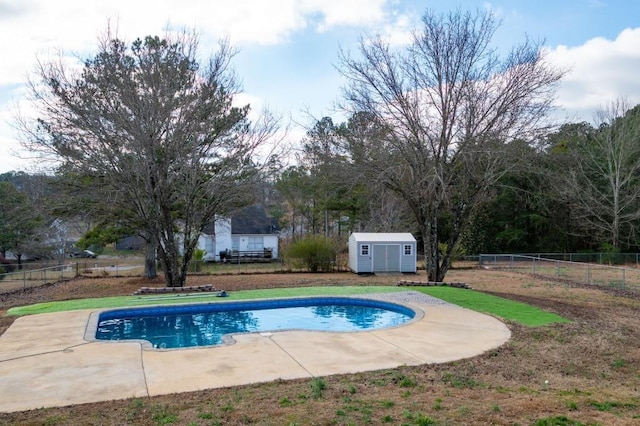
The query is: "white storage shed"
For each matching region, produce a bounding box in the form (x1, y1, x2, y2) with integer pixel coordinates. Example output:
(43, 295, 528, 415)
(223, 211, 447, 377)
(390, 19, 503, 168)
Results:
(348, 232, 417, 274)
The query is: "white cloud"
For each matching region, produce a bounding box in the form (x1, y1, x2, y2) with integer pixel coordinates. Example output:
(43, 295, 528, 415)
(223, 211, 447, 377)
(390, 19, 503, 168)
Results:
(301, 0, 387, 31)
(233, 92, 267, 123)
(380, 12, 415, 46)
(0, 0, 397, 172)
(0, 107, 36, 173)
(0, 0, 394, 86)
(548, 28, 640, 122)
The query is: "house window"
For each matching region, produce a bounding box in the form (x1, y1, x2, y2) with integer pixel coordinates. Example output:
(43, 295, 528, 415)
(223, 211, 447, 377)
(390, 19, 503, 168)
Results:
(404, 244, 412, 255)
(361, 244, 369, 256)
(247, 236, 263, 251)
(232, 237, 239, 252)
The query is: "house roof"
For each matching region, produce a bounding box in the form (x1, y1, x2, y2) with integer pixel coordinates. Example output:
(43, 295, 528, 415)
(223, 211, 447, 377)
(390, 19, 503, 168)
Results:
(201, 221, 216, 235)
(231, 205, 280, 235)
(350, 232, 416, 243)
(201, 205, 280, 236)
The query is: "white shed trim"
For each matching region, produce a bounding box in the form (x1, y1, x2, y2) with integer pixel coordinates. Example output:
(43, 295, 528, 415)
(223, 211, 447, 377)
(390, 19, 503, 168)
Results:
(350, 233, 416, 243)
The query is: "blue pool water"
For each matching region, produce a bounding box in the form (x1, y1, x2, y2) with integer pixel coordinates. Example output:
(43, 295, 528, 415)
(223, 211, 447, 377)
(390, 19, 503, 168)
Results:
(95, 297, 415, 349)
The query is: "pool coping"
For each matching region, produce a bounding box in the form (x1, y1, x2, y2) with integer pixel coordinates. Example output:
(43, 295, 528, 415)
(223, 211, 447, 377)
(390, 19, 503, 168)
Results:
(0, 291, 511, 413)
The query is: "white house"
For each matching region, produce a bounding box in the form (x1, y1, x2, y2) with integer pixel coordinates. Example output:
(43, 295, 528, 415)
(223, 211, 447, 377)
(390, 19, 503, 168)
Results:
(199, 205, 280, 262)
(348, 232, 417, 274)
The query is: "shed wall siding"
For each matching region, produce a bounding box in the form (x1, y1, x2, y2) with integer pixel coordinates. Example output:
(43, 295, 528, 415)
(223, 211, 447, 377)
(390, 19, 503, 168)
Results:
(357, 244, 373, 273)
(349, 233, 417, 274)
(348, 235, 358, 272)
(399, 242, 417, 272)
(372, 244, 400, 272)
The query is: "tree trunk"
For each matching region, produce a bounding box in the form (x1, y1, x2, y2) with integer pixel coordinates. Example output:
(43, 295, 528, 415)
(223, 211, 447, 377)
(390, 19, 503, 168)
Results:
(159, 249, 184, 287)
(324, 209, 329, 237)
(144, 239, 157, 279)
(425, 215, 440, 282)
(156, 233, 195, 288)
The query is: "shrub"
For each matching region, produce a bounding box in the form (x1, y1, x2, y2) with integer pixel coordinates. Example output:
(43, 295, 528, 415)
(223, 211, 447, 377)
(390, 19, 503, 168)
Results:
(189, 248, 206, 272)
(284, 236, 336, 272)
(310, 377, 327, 398)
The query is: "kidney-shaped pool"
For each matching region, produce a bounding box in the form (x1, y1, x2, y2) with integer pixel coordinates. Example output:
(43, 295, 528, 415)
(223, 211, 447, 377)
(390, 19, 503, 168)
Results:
(93, 297, 417, 349)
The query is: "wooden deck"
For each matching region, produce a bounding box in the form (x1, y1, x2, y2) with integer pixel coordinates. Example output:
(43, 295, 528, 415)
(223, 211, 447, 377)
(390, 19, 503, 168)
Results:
(220, 249, 274, 263)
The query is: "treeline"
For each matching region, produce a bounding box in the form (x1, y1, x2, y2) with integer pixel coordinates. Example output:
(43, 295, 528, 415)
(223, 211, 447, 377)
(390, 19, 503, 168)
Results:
(3, 102, 640, 273)
(274, 101, 640, 257)
(0, 172, 56, 268)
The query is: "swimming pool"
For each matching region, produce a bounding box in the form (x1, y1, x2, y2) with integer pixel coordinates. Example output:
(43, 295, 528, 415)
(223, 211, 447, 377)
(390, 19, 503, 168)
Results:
(94, 297, 416, 349)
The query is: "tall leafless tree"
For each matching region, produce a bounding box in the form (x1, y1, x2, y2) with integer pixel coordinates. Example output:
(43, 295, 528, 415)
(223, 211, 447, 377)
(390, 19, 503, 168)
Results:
(19, 30, 279, 287)
(338, 9, 564, 281)
(561, 99, 640, 250)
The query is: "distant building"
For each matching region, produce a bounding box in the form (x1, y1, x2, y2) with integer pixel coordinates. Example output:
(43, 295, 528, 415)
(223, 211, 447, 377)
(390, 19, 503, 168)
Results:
(199, 205, 280, 262)
(348, 232, 417, 274)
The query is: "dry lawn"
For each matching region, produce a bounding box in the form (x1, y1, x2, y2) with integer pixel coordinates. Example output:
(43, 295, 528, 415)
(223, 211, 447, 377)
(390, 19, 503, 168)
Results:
(1, 267, 639, 425)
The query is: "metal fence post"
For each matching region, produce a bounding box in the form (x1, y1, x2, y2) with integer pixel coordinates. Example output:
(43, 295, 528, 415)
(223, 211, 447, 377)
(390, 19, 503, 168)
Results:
(587, 263, 590, 285)
(622, 268, 626, 290)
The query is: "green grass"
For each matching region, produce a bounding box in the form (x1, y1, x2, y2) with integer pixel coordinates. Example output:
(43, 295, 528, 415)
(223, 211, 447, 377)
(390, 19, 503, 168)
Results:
(7, 284, 569, 327)
(7, 286, 407, 316)
(415, 286, 570, 326)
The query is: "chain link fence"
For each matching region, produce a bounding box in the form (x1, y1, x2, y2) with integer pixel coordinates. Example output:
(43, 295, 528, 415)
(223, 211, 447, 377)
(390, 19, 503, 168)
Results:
(0, 264, 76, 294)
(188, 256, 350, 274)
(0, 260, 146, 294)
(511, 252, 640, 265)
(1, 255, 351, 295)
(479, 254, 640, 292)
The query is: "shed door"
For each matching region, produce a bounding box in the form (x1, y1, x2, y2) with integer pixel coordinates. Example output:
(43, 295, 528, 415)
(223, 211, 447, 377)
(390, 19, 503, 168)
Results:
(373, 244, 401, 272)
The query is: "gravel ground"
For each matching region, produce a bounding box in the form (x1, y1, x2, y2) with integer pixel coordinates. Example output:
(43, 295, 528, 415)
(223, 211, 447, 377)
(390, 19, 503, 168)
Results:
(364, 290, 456, 306)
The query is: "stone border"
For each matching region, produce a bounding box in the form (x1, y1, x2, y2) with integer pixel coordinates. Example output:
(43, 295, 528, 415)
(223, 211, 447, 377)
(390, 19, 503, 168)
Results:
(133, 285, 220, 295)
(397, 280, 470, 289)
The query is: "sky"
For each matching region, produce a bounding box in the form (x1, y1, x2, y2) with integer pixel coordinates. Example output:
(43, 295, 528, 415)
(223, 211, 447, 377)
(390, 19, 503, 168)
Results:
(2, 0, 640, 173)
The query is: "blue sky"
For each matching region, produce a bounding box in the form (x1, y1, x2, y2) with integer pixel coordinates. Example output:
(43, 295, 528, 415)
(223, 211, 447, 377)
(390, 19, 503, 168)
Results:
(2, 0, 640, 173)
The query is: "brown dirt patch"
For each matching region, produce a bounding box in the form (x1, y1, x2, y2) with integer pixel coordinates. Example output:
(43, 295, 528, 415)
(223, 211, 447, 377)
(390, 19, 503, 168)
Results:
(1, 267, 639, 425)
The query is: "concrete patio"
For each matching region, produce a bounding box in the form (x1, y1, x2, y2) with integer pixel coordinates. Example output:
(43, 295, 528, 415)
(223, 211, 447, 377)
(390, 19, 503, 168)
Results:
(0, 294, 511, 412)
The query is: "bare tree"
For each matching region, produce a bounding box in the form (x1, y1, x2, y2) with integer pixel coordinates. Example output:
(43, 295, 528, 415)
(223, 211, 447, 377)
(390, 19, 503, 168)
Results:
(19, 30, 279, 287)
(338, 9, 564, 281)
(561, 99, 640, 250)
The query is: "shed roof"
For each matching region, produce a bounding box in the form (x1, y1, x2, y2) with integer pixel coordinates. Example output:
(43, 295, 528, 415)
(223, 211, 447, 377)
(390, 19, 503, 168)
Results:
(350, 232, 416, 243)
